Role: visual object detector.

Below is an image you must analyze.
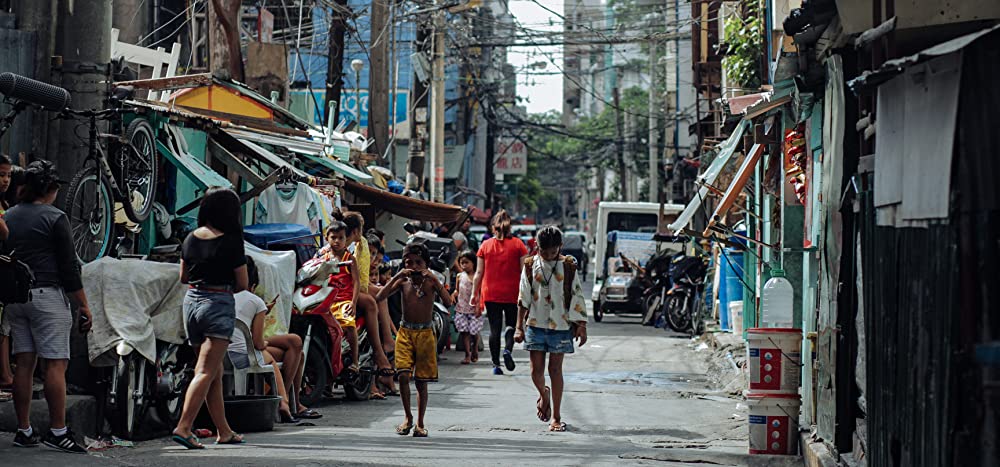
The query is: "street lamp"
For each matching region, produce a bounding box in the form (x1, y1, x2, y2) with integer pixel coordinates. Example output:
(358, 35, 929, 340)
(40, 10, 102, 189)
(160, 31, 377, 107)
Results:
(350, 59, 365, 128)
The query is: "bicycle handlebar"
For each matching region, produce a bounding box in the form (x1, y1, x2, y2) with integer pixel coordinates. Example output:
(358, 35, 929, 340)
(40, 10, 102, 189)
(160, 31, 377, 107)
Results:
(0, 72, 71, 110)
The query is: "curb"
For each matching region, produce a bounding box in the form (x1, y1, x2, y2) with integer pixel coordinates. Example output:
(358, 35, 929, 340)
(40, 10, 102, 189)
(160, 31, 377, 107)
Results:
(0, 395, 98, 438)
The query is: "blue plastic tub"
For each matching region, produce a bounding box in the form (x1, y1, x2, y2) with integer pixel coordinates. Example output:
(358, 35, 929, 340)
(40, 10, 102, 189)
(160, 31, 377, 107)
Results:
(718, 249, 745, 331)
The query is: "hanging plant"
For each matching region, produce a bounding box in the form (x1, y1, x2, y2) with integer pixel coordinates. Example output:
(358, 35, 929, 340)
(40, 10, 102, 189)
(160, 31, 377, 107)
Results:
(722, 0, 763, 89)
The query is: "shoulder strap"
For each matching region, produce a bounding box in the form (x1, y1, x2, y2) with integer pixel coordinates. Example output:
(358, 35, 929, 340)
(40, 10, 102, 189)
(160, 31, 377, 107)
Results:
(523, 256, 535, 286)
(562, 256, 576, 309)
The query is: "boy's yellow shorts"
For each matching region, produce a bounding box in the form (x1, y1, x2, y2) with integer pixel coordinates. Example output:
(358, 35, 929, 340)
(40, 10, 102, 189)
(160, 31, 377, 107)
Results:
(394, 327, 437, 382)
(330, 301, 356, 329)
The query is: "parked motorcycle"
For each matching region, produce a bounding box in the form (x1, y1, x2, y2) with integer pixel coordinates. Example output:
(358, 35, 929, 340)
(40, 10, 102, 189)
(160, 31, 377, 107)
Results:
(663, 254, 709, 336)
(290, 256, 374, 406)
(104, 341, 194, 439)
(640, 250, 674, 327)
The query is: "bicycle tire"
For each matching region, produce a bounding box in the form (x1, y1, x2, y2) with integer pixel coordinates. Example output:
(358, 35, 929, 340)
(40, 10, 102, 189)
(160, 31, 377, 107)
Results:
(64, 166, 113, 263)
(116, 118, 157, 223)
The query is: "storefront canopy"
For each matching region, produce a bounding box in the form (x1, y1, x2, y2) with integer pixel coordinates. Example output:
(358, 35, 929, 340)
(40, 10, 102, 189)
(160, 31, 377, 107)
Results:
(668, 118, 750, 233)
(343, 180, 466, 224)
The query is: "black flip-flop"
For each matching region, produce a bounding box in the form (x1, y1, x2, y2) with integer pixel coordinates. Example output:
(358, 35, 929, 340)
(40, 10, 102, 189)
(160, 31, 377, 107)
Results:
(171, 434, 205, 450)
(217, 433, 245, 445)
(296, 409, 323, 419)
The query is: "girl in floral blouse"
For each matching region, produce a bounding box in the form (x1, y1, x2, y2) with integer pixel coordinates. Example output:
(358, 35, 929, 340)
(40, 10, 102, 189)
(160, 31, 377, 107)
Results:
(514, 226, 588, 432)
(452, 251, 483, 364)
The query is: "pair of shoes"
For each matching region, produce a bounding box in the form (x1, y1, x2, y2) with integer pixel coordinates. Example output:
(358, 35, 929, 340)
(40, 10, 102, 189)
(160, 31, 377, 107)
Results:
(492, 366, 504, 376)
(13, 430, 39, 448)
(42, 430, 87, 453)
(503, 327, 516, 371)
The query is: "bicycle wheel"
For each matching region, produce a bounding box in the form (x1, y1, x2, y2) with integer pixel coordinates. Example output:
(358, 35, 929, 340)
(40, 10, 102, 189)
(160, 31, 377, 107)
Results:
(116, 118, 157, 223)
(64, 166, 113, 263)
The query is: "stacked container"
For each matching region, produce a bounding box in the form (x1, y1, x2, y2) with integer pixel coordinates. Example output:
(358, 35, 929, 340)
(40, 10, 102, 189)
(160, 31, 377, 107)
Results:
(746, 270, 802, 455)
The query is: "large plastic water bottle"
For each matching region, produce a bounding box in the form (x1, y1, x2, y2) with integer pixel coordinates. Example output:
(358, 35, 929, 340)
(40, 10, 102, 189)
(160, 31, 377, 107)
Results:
(761, 270, 794, 328)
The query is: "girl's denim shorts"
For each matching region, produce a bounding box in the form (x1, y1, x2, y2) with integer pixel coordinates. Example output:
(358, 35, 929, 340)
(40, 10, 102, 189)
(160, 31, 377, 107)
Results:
(183, 289, 235, 346)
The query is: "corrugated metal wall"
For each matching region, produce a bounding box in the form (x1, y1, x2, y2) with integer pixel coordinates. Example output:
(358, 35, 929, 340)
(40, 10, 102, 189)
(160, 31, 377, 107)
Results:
(858, 34, 1000, 467)
(0, 18, 37, 158)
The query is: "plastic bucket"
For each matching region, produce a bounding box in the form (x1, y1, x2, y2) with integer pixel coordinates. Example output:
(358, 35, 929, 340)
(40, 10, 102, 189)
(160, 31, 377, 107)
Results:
(747, 328, 802, 393)
(718, 249, 744, 330)
(746, 392, 800, 455)
(729, 301, 744, 335)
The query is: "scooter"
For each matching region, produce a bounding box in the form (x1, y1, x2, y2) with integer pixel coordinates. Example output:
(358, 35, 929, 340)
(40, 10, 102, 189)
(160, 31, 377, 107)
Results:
(103, 341, 194, 439)
(290, 256, 374, 406)
(663, 254, 709, 336)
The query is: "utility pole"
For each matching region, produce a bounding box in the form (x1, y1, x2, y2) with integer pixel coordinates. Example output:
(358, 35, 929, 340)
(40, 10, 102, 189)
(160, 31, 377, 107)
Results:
(613, 87, 627, 201)
(55, 0, 112, 186)
(407, 22, 431, 192)
(208, 0, 244, 81)
(429, 4, 446, 203)
(648, 41, 659, 203)
(326, 0, 349, 126)
(369, 0, 390, 162)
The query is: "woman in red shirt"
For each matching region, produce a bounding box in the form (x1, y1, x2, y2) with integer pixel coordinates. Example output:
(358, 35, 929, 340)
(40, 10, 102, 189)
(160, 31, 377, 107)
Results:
(471, 210, 528, 375)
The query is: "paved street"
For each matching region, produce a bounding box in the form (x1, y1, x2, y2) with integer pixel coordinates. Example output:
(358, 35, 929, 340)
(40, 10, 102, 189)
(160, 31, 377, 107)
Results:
(0, 313, 799, 466)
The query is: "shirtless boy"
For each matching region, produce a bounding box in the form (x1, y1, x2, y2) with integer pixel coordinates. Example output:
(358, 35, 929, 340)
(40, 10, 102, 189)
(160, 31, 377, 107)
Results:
(376, 243, 453, 437)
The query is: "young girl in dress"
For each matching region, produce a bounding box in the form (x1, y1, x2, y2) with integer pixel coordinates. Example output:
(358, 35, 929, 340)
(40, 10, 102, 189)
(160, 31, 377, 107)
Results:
(452, 251, 484, 364)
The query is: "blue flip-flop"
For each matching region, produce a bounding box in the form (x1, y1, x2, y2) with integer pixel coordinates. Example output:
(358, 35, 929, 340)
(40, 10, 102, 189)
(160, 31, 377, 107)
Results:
(171, 434, 205, 450)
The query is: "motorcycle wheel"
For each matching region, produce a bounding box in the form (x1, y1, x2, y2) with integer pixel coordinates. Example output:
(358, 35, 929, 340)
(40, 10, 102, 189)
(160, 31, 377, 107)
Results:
(154, 346, 192, 426)
(343, 338, 373, 401)
(433, 308, 449, 354)
(665, 295, 691, 333)
(642, 293, 661, 326)
(115, 354, 148, 440)
(593, 301, 604, 323)
(300, 344, 329, 407)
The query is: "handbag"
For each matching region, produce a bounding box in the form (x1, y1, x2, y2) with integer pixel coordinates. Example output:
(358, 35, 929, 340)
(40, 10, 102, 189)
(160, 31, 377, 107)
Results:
(0, 250, 34, 305)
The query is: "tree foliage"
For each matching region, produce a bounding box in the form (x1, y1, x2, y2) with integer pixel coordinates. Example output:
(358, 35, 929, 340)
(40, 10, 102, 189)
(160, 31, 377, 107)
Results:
(723, 0, 764, 89)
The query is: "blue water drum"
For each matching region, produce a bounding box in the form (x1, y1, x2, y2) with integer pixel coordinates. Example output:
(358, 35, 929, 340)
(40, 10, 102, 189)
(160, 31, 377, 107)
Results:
(718, 249, 745, 331)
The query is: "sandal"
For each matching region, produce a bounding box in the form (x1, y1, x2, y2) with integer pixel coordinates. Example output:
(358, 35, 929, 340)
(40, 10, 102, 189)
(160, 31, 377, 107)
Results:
(296, 409, 322, 419)
(549, 421, 567, 432)
(471, 352, 479, 363)
(395, 421, 413, 436)
(537, 386, 551, 422)
(369, 390, 386, 400)
(377, 367, 395, 378)
(217, 433, 245, 444)
(171, 433, 205, 450)
(279, 410, 300, 424)
(413, 426, 428, 438)
(460, 356, 471, 365)
(385, 388, 400, 397)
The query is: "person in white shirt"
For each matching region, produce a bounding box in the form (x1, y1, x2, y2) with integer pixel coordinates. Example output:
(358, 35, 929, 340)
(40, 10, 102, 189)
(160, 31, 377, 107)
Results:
(514, 226, 588, 432)
(229, 257, 321, 422)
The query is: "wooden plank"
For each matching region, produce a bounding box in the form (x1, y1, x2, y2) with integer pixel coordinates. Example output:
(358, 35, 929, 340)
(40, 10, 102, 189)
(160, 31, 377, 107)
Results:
(207, 137, 265, 186)
(116, 73, 214, 90)
(704, 143, 766, 236)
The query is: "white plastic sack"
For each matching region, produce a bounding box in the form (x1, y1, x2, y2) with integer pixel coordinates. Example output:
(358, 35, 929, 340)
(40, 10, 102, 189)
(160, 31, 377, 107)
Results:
(83, 258, 187, 367)
(244, 242, 296, 338)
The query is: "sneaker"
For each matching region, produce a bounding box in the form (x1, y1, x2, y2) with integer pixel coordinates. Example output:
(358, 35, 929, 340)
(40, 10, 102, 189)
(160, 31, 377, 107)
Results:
(503, 328, 516, 371)
(492, 366, 504, 376)
(42, 430, 86, 453)
(13, 430, 39, 448)
(503, 349, 516, 372)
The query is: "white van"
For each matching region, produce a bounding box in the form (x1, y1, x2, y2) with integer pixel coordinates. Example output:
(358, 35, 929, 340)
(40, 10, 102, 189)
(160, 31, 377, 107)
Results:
(591, 202, 685, 316)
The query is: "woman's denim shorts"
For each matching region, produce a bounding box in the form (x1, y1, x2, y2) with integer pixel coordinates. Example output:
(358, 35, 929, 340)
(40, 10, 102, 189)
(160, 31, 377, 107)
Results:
(183, 289, 235, 346)
(524, 326, 575, 354)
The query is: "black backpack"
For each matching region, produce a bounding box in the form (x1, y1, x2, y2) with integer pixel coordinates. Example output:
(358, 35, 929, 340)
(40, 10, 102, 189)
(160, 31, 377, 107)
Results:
(0, 251, 34, 305)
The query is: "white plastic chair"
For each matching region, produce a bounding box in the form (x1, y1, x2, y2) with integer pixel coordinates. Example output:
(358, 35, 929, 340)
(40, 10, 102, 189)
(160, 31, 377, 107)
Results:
(226, 320, 279, 396)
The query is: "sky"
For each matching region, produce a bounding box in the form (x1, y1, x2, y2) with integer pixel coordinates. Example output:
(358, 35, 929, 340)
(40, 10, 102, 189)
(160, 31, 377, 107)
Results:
(507, 0, 566, 115)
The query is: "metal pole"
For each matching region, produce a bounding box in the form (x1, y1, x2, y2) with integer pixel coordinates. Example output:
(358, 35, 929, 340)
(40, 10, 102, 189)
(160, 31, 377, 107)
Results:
(648, 40, 659, 203)
(429, 5, 446, 202)
(354, 69, 361, 127)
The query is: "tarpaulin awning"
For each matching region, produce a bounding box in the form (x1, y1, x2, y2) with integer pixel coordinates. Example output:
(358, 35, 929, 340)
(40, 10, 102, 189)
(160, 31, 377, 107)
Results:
(704, 143, 766, 235)
(301, 153, 374, 184)
(343, 179, 466, 224)
(668, 118, 750, 233)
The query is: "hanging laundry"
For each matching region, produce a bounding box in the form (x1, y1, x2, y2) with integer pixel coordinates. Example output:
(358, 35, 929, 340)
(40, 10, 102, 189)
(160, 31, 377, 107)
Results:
(255, 182, 330, 234)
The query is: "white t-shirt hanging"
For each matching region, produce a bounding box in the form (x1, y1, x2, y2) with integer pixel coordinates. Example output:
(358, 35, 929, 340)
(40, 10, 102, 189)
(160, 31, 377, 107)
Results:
(255, 182, 327, 234)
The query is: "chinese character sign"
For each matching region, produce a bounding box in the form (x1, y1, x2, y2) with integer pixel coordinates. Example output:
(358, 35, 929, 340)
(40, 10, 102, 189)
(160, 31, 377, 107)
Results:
(495, 138, 527, 175)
